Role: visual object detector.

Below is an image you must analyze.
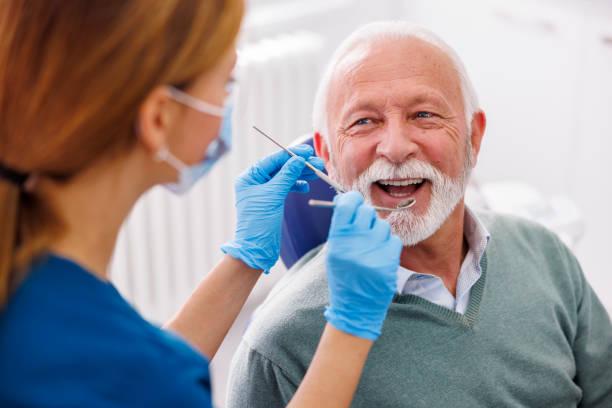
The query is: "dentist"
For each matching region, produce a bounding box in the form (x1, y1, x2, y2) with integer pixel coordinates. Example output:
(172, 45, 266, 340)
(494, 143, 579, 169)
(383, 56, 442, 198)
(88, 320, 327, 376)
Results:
(0, 1, 401, 407)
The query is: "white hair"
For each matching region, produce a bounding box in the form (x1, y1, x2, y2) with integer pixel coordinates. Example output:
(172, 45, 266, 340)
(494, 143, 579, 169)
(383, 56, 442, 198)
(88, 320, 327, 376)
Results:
(312, 21, 480, 146)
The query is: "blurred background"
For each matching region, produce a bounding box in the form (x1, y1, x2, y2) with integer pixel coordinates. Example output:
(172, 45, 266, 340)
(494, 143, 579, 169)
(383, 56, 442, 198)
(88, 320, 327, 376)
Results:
(108, 0, 612, 406)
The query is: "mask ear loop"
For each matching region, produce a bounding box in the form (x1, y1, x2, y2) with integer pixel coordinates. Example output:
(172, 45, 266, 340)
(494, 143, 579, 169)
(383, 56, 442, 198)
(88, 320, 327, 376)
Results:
(154, 145, 188, 172)
(167, 87, 225, 117)
(159, 84, 236, 171)
(224, 80, 238, 107)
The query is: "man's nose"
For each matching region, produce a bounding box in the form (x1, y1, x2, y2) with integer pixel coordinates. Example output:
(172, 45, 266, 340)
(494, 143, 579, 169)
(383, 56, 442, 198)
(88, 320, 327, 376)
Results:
(375, 118, 418, 164)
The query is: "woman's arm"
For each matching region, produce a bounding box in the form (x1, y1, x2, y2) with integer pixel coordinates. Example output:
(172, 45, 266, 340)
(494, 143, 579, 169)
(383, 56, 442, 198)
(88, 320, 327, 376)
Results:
(288, 192, 402, 407)
(288, 324, 373, 408)
(166, 146, 322, 358)
(164, 254, 261, 358)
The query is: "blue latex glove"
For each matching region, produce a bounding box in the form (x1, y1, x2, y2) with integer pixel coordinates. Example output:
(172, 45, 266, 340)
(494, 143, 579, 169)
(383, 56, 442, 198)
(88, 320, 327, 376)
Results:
(221, 144, 325, 273)
(324, 191, 402, 341)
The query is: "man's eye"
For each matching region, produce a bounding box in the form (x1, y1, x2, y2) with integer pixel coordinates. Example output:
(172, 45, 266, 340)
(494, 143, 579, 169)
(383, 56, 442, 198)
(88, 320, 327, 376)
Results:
(354, 118, 372, 126)
(416, 112, 433, 118)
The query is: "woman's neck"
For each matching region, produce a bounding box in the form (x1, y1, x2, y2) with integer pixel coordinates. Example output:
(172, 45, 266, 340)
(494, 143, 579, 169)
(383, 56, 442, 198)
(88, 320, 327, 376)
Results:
(45, 151, 153, 280)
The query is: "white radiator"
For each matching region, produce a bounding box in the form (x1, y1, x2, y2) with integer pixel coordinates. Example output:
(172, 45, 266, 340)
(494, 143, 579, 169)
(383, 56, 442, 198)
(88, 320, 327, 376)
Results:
(109, 31, 325, 324)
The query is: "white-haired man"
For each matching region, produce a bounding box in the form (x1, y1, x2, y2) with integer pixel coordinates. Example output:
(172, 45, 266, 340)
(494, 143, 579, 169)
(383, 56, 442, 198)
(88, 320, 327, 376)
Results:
(227, 22, 612, 407)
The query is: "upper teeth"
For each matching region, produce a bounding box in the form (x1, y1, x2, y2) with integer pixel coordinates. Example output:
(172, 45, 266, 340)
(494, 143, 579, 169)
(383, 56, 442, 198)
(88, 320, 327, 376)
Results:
(378, 179, 423, 186)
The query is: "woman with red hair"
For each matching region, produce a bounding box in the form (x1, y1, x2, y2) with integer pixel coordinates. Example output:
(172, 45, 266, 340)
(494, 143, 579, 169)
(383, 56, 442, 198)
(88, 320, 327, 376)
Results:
(0, 1, 402, 406)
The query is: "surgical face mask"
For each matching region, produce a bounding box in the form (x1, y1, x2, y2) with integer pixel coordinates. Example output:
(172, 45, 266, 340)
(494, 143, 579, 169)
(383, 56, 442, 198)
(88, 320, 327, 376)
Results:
(155, 85, 234, 194)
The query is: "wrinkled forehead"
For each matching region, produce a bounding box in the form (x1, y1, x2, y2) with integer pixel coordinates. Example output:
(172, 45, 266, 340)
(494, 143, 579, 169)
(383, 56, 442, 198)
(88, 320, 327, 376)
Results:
(327, 37, 463, 119)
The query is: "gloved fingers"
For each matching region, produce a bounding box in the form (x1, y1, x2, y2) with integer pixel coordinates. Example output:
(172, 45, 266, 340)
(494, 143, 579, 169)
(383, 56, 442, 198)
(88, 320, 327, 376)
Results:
(330, 191, 364, 228)
(290, 180, 310, 193)
(254, 144, 314, 181)
(353, 202, 377, 230)
(371, 217, 392, 241)
(387, 234, 404, 257)
(252, 151, 290, 183)
(268, 155, 307, 192)
(309, 156, 325, 168)
(298, 156, 326, 181)
(288, 144, 315, 159)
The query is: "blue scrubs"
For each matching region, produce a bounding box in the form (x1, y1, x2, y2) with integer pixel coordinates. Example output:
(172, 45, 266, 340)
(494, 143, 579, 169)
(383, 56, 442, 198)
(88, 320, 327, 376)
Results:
(0, 254, 212, 407)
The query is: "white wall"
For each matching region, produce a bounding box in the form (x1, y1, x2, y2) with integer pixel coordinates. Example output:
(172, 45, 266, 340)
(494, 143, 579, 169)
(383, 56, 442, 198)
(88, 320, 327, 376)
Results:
(571, 8, 612, 312)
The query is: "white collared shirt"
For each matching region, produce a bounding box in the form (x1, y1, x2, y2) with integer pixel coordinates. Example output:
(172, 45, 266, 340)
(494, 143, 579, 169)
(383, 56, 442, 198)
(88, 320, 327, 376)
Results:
(395, 206, 490, 314)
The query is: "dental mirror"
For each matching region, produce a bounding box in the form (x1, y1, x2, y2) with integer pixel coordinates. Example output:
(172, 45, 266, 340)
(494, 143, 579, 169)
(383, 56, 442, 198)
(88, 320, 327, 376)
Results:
(308, 197, 415, 212)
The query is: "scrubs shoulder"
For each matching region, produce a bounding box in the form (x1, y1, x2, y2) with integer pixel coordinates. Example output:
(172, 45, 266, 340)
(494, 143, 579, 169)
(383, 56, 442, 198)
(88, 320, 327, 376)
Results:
(0, 254, 212, 407)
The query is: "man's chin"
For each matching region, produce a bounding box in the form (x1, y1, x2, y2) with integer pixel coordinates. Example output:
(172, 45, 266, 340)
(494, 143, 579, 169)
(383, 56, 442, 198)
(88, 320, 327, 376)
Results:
(388, 193, 465, 247)
(386, 212, 434, 247)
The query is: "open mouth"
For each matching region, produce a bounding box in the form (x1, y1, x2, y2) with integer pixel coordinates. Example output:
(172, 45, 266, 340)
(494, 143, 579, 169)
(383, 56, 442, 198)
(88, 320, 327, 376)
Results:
(372, 178, 427, 207)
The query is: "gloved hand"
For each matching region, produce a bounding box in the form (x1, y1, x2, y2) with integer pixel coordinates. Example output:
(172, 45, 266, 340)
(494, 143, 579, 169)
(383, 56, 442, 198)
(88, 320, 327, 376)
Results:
(221, 144, 325, 273)
(324, 191, 402, 341)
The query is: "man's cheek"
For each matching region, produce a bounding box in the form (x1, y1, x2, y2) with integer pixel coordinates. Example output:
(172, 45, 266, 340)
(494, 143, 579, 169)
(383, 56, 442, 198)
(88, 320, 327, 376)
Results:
(327, 160, 347, 189)
(341, 143, 372, 181)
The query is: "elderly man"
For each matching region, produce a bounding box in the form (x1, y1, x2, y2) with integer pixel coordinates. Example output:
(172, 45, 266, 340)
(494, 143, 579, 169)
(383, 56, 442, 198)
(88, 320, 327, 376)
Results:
(227, 21, 612, 407)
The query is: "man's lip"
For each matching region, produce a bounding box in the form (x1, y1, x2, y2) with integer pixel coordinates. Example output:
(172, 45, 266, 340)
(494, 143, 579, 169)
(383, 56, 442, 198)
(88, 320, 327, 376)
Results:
(371, 179, 428, 207)
(376, 177, 425, 186)
(377, 178, 423, 182)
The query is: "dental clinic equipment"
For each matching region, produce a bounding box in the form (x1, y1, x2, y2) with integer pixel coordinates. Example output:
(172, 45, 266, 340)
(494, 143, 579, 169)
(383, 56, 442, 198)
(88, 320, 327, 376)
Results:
(253, 125, 416, 212)
(308, 198, 415, 213)
(253, 126, 346, 193)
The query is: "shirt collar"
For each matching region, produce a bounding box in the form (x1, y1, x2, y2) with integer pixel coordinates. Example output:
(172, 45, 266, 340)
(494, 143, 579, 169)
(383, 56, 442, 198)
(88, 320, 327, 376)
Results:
(463, 205, 490, 257)
(396, 205, 490, 292)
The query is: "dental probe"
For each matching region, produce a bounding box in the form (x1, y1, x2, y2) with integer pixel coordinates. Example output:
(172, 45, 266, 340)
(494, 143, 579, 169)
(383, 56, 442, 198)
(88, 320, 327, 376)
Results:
(253, 126, 346, 193)
(253, 125, 416, 211)
(308, 197, 415, 212)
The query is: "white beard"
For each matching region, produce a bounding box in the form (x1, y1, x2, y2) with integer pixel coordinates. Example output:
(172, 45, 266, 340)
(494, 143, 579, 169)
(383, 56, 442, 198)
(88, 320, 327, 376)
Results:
(329, 157, 470, 246)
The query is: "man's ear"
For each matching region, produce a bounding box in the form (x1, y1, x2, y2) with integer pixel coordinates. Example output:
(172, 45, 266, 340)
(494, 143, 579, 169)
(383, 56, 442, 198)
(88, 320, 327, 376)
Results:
(313, 132, 330, 165)
(469, 111, 486, 168)
(137, 86, 177, 154)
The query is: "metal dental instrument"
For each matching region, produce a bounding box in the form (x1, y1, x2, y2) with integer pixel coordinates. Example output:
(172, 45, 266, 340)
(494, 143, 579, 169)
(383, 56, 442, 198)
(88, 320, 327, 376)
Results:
(253, 126, 346, 193)
(253, 125, 416, 211)
(308, 198, 416, 212)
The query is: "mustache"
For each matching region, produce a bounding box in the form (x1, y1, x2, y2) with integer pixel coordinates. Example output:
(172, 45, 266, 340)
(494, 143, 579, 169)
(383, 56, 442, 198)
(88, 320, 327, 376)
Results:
(351, 158, 442, 188)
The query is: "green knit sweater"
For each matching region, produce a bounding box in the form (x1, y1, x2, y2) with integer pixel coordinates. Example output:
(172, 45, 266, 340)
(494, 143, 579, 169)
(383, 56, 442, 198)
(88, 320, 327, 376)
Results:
(227, 212, 612, 407)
